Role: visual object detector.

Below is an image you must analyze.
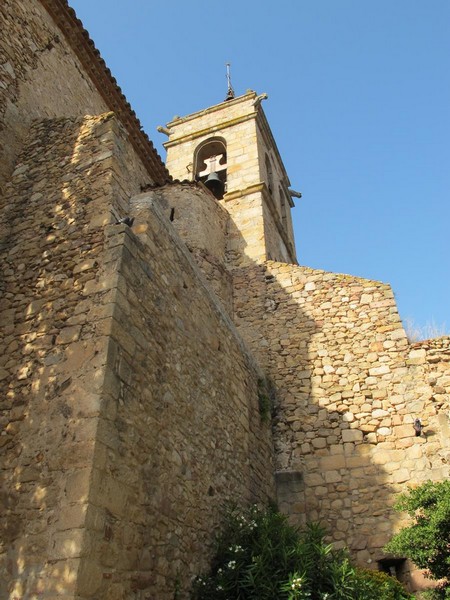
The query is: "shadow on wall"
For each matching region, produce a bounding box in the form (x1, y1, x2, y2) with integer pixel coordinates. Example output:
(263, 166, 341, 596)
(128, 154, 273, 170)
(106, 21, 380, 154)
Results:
(231, 248, 450, 592)
(0, 111, 276, 600)
(217, 198, 399, 566)
(0, 113, 151, 598)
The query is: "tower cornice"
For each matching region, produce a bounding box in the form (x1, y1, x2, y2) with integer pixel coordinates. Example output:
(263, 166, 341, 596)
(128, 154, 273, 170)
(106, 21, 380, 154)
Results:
(163, 112, 256, 149)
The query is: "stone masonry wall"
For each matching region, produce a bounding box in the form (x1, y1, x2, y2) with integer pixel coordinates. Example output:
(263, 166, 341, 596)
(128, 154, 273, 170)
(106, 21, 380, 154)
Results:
(0, 112, 152, 598)
(0, 0, 109, 193)
(133, 183, 234, 314)
(233, 261, 450, 584)
(0, 109, 274, 598)
(77, 204, 274, 599)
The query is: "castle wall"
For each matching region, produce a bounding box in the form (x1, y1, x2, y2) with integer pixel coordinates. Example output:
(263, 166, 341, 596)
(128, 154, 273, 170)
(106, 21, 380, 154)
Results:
(80, 203, 274, 599)
(0, 110, 274, 598)
(0, 0, 110, 194)
(132, 183, 234, 314)
(233, 261, 450, 576)
(0, 111, 151, 598)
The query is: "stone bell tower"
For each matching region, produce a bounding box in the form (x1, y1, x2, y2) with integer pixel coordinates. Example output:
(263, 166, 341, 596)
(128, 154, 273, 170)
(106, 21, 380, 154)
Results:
(163, 90, 299, 267)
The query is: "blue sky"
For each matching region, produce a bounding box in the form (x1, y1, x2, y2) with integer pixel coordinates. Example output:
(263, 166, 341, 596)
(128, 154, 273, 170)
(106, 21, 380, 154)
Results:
(71, 0, 449, 337)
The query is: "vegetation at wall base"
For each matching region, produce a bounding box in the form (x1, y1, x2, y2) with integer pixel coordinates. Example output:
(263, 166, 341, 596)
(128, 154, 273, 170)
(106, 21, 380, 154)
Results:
(190, 504, 413, 600)
(385, 480, 450, 597)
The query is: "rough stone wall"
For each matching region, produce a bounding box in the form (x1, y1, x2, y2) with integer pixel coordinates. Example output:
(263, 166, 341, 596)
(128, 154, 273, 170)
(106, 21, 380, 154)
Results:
(0, 0, 110, 193)
(0, 109, 274, 598)
(78, 203, 274, 599)
(233, 261, 450, 579)
(133, 183, 234, 314)
(0, 112, 152, 598)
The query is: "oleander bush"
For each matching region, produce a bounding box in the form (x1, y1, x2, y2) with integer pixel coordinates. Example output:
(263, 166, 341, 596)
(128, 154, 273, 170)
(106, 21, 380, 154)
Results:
(190, 504, 413, 600)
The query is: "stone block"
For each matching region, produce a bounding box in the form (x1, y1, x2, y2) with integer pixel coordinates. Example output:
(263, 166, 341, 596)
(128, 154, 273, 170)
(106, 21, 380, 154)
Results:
(320, 455, 346, 470)
(325, 470, 342, 483)
(342, 429, 363, 443)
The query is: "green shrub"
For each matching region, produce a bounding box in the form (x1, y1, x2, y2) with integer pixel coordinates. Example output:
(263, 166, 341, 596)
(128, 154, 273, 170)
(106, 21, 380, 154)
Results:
(353, 568, 414, 600)
(385, 480, 450, 594)
(190, 504, 414, 600)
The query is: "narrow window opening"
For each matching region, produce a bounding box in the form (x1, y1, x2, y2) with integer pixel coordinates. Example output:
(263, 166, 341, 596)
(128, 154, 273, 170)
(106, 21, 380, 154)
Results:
(265, 154, 274, 195)
(279, 186, 287, 231)
(169, 207, 175, 222)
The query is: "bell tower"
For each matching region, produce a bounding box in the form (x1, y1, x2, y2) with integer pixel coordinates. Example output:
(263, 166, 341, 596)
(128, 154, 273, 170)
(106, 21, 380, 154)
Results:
(163, 90, 298, 267)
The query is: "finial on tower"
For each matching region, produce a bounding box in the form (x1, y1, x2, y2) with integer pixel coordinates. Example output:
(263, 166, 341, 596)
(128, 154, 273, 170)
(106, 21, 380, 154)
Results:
(225, 63, 235, 101)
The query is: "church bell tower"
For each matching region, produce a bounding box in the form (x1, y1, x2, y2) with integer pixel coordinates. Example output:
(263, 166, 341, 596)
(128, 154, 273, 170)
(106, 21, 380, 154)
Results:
(163, 90, 298, 267)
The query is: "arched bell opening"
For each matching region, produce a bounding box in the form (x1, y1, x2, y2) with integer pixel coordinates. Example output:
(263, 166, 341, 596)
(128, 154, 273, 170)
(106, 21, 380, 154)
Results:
(194, 137, 227, 200)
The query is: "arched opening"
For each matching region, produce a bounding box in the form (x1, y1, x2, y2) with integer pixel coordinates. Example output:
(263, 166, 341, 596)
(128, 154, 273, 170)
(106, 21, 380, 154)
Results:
(194, 137, 227, 200)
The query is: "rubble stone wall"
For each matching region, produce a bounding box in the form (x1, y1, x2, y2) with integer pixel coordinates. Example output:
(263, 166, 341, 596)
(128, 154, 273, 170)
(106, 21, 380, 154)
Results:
(0, 111, 151, 598)
(80, 204, 274, 599)
(233, 261, 450, 576)
(0, 111, 274, 598)
(0, 0, 110, 193)
(132, 183, 234, 314)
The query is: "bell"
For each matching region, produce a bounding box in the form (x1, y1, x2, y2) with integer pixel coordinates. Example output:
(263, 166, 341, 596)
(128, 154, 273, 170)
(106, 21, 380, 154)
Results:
(204, 172, 224, 199)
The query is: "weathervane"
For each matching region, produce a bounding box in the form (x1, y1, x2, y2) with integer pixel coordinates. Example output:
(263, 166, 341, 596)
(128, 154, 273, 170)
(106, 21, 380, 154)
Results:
(225, 62, 235, 101)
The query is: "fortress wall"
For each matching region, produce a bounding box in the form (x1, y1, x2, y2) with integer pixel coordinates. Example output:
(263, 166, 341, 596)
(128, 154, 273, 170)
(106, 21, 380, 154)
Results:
(131, 184, 234, 314)
(0, 106, 274, 597)
(77, 199, 274, 599)
(0, 0, 109, 193)
(0, 112, 152, 598)
(233, 261, 450, 571)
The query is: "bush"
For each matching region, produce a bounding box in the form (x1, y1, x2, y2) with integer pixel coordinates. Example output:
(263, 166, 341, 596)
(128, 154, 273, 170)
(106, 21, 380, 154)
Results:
(384, 480, 450, 592)
(190, 504, 413, 600)
(353, 568, 414, 600)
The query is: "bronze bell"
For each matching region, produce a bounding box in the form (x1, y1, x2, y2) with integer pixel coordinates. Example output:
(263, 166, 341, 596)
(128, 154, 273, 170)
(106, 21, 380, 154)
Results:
(204, 172, 224, 199)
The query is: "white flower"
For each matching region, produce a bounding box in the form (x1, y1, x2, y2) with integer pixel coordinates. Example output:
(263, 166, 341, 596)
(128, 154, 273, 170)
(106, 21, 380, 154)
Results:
(291, 576, 303, 590)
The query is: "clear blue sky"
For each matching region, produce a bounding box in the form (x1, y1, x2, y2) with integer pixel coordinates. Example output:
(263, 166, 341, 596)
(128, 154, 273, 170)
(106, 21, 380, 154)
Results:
(71, 0, 449, 337)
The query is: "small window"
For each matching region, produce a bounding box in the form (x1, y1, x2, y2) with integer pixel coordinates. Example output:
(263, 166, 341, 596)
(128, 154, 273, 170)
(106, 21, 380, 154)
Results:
(279, 186, 287, 230)
(265, 154, 274, 194)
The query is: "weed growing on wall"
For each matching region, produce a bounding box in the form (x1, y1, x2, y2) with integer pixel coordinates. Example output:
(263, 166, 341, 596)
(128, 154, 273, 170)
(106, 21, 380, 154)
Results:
(257, 378, 275, 423)
(190, 504, 413, 600)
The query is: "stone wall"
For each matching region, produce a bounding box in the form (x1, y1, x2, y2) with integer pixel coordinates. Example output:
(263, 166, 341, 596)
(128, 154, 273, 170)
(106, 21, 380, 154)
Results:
(78, 203, 274, 599)
(133, 182, 234, 314)
(0, 0, 168, 196)
(0, 111, 149, 598)
(233, 261, 450, 584)
(0, 111, 274, 598)
(0, 0, 108, 193)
